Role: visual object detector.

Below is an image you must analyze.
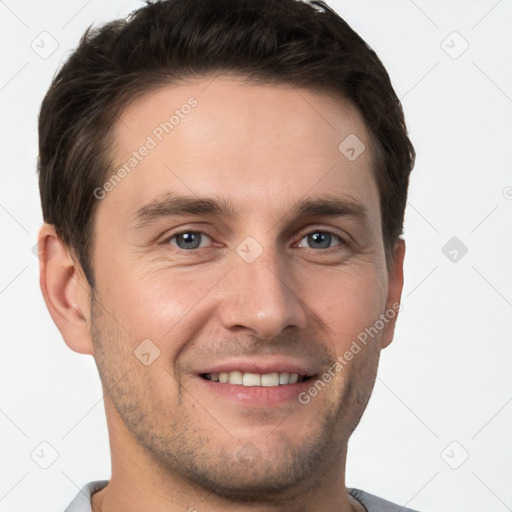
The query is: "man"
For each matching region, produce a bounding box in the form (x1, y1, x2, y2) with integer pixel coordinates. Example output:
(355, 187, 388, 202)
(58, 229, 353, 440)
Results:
(37, 0, 417, 510)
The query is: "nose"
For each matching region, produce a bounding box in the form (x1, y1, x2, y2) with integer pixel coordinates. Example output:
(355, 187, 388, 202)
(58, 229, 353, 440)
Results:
(217, 246, 308, 340)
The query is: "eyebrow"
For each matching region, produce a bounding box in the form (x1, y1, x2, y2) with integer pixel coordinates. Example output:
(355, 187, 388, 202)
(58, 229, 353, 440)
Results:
(131, 192, 369, 229)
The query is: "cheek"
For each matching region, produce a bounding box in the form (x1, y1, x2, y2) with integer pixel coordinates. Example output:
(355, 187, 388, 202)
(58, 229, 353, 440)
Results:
(302, 264, 387, 350)
(95, 255, 228, 351)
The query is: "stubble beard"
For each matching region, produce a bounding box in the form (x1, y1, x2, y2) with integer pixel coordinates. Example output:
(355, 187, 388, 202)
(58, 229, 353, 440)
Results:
(90, 299, 379, 505)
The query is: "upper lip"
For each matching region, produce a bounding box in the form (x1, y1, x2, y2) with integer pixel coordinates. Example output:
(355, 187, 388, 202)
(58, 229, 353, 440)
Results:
(195, 357, 317, 377)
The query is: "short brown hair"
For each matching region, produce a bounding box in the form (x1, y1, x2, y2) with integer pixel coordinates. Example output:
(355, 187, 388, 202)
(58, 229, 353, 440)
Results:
(38, 0, 415, 288)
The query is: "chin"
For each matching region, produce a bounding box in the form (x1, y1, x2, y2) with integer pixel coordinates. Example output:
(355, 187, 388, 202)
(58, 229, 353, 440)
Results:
(163, 428, 336, 504)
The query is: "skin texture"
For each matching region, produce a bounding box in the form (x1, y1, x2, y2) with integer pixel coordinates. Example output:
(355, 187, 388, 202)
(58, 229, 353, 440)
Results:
(39, 76, 405, 512)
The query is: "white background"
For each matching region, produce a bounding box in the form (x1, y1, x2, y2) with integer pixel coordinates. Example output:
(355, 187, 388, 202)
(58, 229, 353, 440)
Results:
(1, 1, 511, 510)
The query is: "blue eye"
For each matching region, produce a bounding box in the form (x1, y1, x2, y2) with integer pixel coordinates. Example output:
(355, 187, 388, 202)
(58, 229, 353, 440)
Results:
(297, 231, 342, 249)
(168, 231, 212, 250)
(165, 229, 344, 252)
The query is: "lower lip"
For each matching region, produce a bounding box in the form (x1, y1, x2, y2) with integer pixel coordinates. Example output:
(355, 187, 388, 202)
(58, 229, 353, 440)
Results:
(196, 376, 314, 406)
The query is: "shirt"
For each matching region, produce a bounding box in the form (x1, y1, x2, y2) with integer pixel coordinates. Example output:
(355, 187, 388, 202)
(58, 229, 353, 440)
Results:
(64, 480, 422, 511)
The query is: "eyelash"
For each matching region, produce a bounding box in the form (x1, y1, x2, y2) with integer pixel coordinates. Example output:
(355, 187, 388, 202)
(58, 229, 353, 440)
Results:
(162, 228, 349, 252)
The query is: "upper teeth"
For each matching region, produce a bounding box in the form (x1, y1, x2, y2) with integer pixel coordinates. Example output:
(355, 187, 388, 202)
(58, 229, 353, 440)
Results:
(204, 371, 302, 386)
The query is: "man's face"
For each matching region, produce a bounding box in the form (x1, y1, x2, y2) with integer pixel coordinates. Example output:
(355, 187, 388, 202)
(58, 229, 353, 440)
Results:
(88, 76, 401, 499)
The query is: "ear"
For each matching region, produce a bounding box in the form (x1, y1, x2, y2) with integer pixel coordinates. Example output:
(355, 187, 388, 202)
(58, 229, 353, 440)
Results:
(380, 238, 406, 350)
(37, 223, 95, 355)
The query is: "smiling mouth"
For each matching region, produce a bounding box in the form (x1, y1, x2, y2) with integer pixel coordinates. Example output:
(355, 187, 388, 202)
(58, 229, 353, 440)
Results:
(200, 371, 313, 387)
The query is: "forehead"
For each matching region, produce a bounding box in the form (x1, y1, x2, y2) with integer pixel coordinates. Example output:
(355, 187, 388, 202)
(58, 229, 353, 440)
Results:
(102, 76, 380, 230)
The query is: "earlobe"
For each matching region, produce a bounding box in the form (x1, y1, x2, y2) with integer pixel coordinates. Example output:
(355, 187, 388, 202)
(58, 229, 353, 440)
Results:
(380, 238, 406, 350)
(37, 223, 95, 355)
